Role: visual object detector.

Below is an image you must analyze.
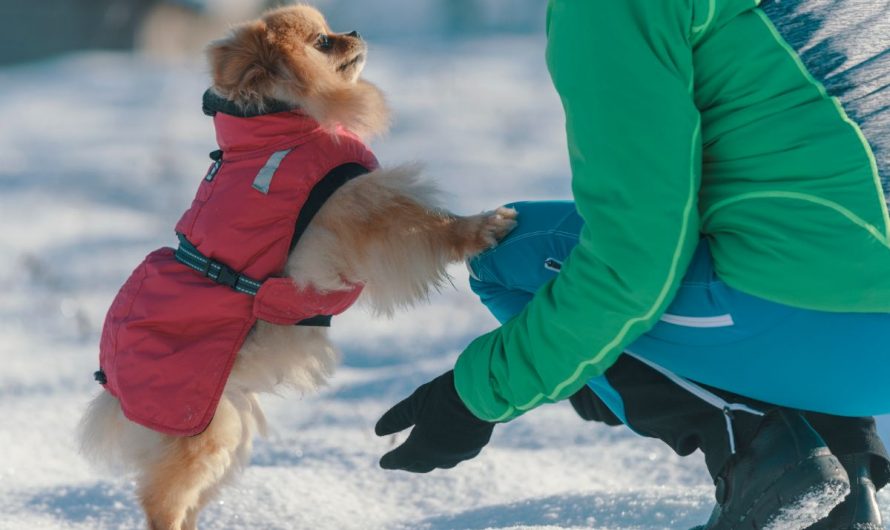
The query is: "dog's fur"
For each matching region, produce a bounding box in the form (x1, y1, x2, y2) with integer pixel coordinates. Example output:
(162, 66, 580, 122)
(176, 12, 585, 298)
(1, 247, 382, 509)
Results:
(78, 6, 516, 530)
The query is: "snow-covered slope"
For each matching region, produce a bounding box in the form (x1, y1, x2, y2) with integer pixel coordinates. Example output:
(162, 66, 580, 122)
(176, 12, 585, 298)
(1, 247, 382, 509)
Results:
(1, 36, 887, 530)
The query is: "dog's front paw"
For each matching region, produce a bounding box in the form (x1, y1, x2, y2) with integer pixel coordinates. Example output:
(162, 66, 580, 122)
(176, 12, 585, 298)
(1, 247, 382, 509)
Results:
(485, 207, 518, 244)
(463, 207, 518, 256)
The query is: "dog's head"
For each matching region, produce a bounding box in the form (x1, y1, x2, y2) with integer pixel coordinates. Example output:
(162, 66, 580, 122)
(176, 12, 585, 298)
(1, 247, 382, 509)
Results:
(207, 5, 389, 138)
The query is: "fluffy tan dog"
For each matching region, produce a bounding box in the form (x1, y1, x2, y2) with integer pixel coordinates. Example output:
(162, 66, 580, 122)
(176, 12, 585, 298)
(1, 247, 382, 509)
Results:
(78, 5, 516, 529)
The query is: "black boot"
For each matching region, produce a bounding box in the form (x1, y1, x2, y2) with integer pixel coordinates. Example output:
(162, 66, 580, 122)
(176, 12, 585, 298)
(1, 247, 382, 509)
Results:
(699, 410, 850, 530)
(805, 453, 884, 530)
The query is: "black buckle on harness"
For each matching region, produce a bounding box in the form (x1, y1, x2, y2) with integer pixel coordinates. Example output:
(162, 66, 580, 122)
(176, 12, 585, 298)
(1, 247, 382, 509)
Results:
(172, 234, 333, 327)
(175, 233, 263, 296)
(206, 261, 241, 289)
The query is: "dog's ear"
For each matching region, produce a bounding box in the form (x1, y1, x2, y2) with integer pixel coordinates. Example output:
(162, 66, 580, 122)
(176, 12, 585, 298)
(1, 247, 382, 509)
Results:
(207, 21, 281, 109)
(299, 79, 391, 139)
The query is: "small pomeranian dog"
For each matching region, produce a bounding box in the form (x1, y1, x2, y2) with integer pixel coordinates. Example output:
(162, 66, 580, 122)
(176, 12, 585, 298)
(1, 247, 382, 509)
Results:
(78, 5, 516, 530)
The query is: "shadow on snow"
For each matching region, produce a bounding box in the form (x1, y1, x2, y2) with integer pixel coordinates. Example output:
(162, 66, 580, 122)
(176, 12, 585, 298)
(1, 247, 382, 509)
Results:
(26, 481, 142, 527)
(409, 491, 711, 530)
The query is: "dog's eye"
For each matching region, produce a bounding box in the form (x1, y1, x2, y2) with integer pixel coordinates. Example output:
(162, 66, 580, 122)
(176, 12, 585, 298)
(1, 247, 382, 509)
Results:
(316, 34, 332, 51)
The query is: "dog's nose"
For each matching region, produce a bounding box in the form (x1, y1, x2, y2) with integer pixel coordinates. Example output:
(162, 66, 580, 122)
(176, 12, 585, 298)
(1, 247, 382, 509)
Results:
(347, 30, 361, 39)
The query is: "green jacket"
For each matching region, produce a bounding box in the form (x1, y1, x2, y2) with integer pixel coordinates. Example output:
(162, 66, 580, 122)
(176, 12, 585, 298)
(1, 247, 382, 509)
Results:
(454, 0, 890, 422)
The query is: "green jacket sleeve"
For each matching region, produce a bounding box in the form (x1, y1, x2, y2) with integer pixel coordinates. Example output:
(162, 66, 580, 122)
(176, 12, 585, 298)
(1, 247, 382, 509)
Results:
(454, 0, 706, 422)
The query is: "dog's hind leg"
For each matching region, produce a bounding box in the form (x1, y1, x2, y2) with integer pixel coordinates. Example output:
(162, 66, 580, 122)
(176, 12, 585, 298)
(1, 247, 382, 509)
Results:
(180, 393, 261, 530)
(138, 397, 245, 530)
(180, 478, 226, 530)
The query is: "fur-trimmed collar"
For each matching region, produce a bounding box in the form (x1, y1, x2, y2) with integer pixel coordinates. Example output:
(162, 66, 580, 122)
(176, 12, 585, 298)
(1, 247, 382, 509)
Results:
(202, 89, 297, 118)
(202, 85, 389, 140)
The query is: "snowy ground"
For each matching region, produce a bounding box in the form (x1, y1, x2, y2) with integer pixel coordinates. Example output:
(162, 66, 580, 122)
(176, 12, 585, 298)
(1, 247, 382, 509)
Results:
(1, 35, 888, 530)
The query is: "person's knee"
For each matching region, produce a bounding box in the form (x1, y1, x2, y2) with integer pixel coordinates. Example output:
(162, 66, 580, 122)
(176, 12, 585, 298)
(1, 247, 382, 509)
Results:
(468, 200, 578, 284)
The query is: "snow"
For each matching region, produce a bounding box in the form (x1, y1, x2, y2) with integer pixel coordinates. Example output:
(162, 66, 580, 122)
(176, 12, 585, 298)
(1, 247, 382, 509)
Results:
(1, 35, 888, 530)
(761, 481, 849, 530)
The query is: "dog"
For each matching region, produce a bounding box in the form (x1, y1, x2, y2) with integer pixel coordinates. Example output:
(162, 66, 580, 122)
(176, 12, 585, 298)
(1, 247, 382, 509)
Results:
(77, 5, 517, 530)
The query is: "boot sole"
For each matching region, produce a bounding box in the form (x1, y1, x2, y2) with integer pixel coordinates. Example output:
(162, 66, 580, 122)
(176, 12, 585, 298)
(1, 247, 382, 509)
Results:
(704, 451, 850, 530)
(761, 476, 849, 530)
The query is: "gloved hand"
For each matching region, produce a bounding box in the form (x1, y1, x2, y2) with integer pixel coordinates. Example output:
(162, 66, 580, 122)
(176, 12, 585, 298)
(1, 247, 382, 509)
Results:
(375, 370, 494, 473)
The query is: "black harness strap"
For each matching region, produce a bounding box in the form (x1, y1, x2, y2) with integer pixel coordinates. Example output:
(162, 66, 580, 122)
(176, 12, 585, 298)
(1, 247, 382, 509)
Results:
(174, 234, 332, 328)
(175, 233, 264, 295)
(290, 163, 371, 251)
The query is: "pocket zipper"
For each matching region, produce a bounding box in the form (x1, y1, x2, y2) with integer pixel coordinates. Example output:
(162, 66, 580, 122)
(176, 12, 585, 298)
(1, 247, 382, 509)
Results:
(544, 258, 563, 272)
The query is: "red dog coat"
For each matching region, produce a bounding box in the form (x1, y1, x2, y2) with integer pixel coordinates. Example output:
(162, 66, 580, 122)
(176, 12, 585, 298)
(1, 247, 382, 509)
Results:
(98, 97, 378, 436)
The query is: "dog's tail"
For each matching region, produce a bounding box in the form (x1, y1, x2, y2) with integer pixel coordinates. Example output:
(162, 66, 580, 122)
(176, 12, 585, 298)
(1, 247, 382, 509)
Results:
(77, 391, 165, 474)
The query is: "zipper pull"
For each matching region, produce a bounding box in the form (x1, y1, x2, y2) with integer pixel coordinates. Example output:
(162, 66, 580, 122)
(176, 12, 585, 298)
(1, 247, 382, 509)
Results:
(544, 258, 563, 272)
(205, 149, 223, 181)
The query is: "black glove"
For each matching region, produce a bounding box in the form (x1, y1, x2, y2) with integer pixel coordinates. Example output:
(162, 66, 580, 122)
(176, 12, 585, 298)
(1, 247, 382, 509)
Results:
(375, 370, 494, 473)
(568, 384, 623, 425)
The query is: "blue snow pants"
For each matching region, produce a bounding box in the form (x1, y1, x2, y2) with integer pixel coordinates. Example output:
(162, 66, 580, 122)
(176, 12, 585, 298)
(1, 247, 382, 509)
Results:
(467, 201, 890, 420)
